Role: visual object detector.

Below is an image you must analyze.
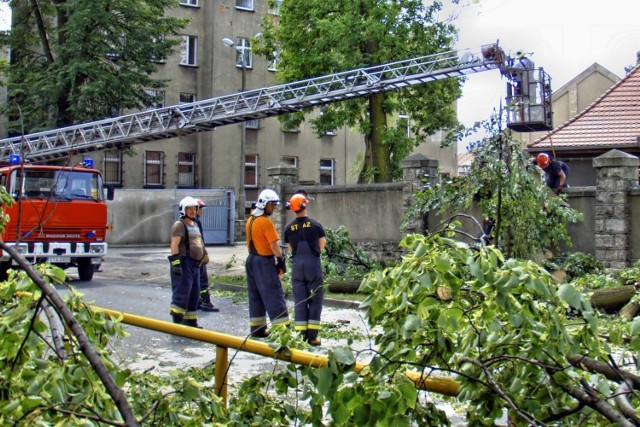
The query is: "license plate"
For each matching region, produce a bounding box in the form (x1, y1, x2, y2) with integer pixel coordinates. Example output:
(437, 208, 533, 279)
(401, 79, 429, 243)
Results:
(49, 257, 71, 263)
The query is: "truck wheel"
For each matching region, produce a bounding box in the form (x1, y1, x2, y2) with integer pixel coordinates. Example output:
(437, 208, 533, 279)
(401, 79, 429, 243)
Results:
(77, 259, 94, 281)
(0, 262, 10, 282)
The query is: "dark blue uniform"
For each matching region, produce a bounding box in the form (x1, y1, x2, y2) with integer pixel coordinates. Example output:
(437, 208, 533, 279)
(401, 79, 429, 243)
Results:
(543, 160, 569, 192)
(284, 216, 325, 342)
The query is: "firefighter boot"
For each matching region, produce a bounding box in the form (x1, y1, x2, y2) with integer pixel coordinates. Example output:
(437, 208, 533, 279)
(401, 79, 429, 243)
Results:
(182, 318, 203, 329)
(198, 291, 220, 312)
(171, 312, 184, 324)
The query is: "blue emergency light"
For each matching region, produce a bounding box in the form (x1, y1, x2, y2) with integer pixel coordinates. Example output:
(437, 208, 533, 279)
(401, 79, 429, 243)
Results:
(9, 154, 21, 165)
(83, 158, 94, 168)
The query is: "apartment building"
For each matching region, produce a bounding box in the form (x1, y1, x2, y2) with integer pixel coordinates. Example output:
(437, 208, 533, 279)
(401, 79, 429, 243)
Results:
(7, 1, 458, 214)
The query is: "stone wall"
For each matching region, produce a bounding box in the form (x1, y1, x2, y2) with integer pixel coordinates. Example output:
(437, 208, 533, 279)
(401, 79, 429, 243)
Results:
(106, 150, 640, 271)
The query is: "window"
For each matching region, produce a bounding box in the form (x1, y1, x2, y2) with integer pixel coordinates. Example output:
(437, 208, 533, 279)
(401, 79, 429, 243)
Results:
(177, 152, 196, 188)
(150, 36, 166, 63)
(235, 0, 254, 11)
(398, 113, 411, 137)
(268, 0, 283, 15)
(245, 154, 258, 188)
(179, 0, 198, 6)
(103, 31, 122, 59)
(179, 92, 196, 104)
(319, 159, 334, 185)
(145, 89, 165, 110)
(282, 156, 298, 168)
(144, 151, 164, 187)
(267, 50, 280, 72)
(103, 150, 123, 186)
(281, 115, 300, 132)
(180, 35, 198, 66)
(320, 108, 336, 135)
(245, 119, 259, 129)
(234, 38, 253, 68)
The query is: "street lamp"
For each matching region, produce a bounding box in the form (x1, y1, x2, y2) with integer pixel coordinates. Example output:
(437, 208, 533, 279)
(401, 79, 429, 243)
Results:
(223, 34, 261, 220)
(222, 37, 247, 220)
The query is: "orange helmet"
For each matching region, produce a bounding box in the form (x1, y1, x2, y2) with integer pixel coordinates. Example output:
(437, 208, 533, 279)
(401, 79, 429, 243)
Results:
(287, 194, 308, 213)
(537, 153, 550, 168)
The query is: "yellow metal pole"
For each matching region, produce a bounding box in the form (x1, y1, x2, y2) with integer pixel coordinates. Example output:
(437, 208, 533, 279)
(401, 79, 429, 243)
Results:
(215, 346, 228, 406)
(96, 307, 460, 397)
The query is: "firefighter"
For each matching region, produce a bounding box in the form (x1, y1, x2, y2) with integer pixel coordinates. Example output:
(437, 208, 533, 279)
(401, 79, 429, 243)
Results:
(284, 193, 326, 346)
(245, 189, 290, 338)
(168, 196, 206, 327)
(194, 198, 219, 312)
(536, 153, 569, 194)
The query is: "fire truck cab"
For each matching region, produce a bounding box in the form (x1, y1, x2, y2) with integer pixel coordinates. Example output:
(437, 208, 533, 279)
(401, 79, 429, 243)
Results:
(0, 156, 110, 281)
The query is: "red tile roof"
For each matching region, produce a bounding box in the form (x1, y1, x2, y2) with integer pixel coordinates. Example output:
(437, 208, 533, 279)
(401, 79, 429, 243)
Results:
(528, 64, 640, 152)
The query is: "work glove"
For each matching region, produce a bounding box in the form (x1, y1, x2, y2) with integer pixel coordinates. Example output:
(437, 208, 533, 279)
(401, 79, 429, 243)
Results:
(168, 255, 182, 276)
(199, 252, 210, 267)
(555, 185, 563, 195)
(275, 256, 286, 275)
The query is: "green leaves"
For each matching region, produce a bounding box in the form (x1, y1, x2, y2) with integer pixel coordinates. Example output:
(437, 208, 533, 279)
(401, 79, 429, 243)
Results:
(4, 0, 188, 132)
(407, 114, 583, 258)
(257, 0, 461, 182)
(361, 232, 619, 424)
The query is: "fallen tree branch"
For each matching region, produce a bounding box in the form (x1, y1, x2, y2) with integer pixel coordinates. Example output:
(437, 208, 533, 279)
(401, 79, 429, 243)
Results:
(460, 357, 539, 425)
(614, 380, 640, 424)
(566, 354, 640, 390)
(0, 243, 140, 426)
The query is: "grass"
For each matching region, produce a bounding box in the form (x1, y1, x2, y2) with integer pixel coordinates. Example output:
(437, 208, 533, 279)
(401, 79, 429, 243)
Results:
(210, 274, 245, 285)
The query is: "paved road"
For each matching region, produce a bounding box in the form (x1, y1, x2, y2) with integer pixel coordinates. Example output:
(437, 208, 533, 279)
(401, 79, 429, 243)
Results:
(56, 245, 466, 424)
(58, 244, 369, 378)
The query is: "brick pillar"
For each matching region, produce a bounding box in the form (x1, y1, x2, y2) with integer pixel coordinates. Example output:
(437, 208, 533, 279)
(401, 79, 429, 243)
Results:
(400, 154, 439, 235)
(267, 164, 299, 238)
(593, 149, 639, 270)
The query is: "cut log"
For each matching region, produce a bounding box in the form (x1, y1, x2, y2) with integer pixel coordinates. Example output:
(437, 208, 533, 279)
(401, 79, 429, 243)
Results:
(619, 301, 640, 321)
(551, 270, 567, 284)
(590, 286, 636, 312)
(326, 278, 363, 294)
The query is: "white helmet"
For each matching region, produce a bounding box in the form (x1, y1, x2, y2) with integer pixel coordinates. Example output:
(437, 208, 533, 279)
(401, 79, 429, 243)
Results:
(253, 189, 280, 216)
(179, 196, 199, 217)
(255, 189, 280, 209)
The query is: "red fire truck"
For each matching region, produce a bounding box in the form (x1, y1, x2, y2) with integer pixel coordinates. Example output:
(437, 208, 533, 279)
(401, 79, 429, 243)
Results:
(0, 156, 112, 281)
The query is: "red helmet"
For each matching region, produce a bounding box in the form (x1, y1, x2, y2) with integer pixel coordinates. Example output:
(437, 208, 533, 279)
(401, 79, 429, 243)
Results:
(287, 194, 308, 213)
(537, 153, 550, 168)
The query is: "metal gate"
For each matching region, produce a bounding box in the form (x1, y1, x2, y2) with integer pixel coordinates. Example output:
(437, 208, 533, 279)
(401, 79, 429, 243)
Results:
(174, 189, 235, 245)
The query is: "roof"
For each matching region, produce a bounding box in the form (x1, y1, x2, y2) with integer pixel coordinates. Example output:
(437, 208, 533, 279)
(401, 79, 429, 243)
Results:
(457, 152, 474, 168)
(528, 64, 640, 152)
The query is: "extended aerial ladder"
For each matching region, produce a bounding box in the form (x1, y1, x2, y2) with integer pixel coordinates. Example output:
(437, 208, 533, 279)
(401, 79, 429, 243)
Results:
(0, 42, 552, 163)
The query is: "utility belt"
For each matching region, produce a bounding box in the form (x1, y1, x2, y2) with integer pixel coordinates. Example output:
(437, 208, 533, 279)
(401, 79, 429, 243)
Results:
(249, 253, 274, 258)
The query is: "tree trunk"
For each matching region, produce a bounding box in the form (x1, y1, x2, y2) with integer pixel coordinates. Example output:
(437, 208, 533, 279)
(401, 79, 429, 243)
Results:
(326, 278, 362, 294)
(619, 301, 640, 321)
(370, 92, 390, 182)
(359, 93, 390, 182)
(590, 285, 636, 312)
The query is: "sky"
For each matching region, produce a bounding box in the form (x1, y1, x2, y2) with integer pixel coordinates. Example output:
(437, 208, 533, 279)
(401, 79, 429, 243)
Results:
(448, 0, 640, 151)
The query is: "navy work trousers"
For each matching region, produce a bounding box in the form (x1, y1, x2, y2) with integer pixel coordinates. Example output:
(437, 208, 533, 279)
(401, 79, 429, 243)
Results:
(245, 253, 289, 336)
(170, 256, 200, 320)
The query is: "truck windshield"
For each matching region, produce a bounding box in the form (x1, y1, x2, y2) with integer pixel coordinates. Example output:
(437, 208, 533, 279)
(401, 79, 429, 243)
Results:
(10, 169, 105, 201)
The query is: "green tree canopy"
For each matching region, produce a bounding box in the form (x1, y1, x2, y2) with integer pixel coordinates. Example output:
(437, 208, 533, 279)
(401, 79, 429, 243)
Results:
(405, 114, 583, 259)
(258, 0, 463, 182)
(3, 0, 187, 133)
